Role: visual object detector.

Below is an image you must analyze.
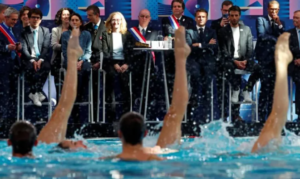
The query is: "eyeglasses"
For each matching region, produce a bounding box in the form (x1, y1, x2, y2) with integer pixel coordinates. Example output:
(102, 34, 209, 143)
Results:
(30, 16, 40, 20)
(269, 8, 279, 12)
(139, 15, 150, 19)
(111, 19, 120, 22)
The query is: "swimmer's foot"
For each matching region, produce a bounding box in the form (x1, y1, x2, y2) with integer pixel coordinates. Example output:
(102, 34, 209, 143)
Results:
(174, 26, 191, 60)
(275, 33, 292, 66)
(67, 28, 83, 60)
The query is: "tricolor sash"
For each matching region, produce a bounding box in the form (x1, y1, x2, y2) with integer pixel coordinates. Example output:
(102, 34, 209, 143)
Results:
(129, 27, 146, 43)
(129, 27, 156, 63)
(168, 15, 180, 30)
(0, 23, 21, 57)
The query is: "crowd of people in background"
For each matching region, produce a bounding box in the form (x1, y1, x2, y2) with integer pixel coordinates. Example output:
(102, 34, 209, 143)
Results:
(0, 0, 299, 125)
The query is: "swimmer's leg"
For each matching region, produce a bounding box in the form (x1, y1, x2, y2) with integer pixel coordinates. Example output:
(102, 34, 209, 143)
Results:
(38, 28, 83, 144)
(156, 27, 190, 148)
(251, 33, 293, 153)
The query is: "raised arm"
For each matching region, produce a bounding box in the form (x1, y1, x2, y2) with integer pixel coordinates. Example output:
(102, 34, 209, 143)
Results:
(37, 28, 83, 143)
(251, 33, 293, 153)
(156, 26, 190, 148)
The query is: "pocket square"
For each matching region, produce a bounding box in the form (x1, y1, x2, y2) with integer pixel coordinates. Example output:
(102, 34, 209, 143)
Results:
(148, 30, 151, 32)
(240, 29, 243, 31)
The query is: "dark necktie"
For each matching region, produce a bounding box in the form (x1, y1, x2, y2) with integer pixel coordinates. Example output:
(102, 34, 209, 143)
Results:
(271, 19, 275, 31)
(142, 29, 145, 36)
(177, 18, 181, 25)
(199, 28, 204, 43)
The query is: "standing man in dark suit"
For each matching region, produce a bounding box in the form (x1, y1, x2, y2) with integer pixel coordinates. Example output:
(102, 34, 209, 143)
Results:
(21, 8, 51, 107)
(161, 0, 194, 103)
(210, 1, 233, 36)
(84, 5, 106, 120)
(186, 9, 217, 123)
(288, 10, 300, 121)
(130, 9, 158, 112)
(253, 0, 285, 121)
(0, 7, 22, 120)
(210, 1, 233, 119)
(218, 6, 254, 122)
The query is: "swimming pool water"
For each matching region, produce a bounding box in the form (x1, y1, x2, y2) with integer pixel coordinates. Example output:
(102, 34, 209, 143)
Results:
(1, 121, 300, 179)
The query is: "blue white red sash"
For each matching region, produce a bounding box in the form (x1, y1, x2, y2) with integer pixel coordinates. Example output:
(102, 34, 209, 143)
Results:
(168, 15, 180, 30)
(129, 27, 156, 63)
(129, 27, 146, 43)
(0, 23, 21, 57)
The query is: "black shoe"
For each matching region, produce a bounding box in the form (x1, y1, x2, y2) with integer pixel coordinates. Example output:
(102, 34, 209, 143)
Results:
(232, 115, 244, 123)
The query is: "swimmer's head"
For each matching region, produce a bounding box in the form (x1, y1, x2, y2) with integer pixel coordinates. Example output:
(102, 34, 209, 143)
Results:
(7, 121, 38, 156)
(118, 112, 147, 145)
(57, 140, 87, 150)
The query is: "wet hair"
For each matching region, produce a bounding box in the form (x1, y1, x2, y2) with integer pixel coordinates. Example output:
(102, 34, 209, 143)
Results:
(0, 4, 8, 13)
(119, 112, 146, 145)
(69, 13, 84, 32)
(86, 5, 100, 15)
(19, 6, 31, 21)
(28, 8, 43, 19)
(171, 0, 185, 10)
(57, 141, 70, 150)
(9, 121, 37, 155)
(194, 8, 208, 17)
(54, 8, 74, 25)
(221, 1, 233, 8)
(229, 6, 241, 16)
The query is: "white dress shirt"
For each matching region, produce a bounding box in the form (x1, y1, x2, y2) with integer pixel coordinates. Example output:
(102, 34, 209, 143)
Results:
(231, 26, 240, 58)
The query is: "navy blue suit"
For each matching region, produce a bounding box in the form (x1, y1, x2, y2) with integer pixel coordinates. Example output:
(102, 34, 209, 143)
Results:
(186, 27, 218, 123)
(161, 15, 195, 102)
(131, 26, 158, 113)
(0, 23, 21, 120)
(288, 28, 300, 117)
(254, 16, 285, 121)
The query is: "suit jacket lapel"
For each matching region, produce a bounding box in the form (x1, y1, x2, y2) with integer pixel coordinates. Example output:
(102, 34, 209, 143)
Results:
(108, 33, 112, 49)
(38, 27, 43, 51)
(238, 25, 244, 56)
(144, 28, 151, 40)
(122, 33, 126, 46)
(294, 28, 300, 49)
(27, 28, 34, 50)
(227, 26, 234, 53)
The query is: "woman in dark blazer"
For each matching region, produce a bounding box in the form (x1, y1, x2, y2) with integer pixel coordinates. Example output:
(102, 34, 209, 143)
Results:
(61, 13, 92, 123)
(102, 11, 134, 121)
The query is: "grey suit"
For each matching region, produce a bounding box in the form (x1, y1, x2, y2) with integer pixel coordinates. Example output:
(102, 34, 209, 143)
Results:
(21, 26, 51, 94)
(50, 25, 63, 64)
(219, 24, 253, 61)
(218, 24, 254, 117)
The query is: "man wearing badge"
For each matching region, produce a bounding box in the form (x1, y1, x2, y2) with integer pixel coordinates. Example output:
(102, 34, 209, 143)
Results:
(129, 9, 158, 114)
(84, 5, 106, 120)
(0, 7, 22, 121)
(161, 0, 194, 103)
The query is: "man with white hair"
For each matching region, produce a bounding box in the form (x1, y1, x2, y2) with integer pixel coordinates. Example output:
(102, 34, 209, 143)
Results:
(0, 7, 22, 121)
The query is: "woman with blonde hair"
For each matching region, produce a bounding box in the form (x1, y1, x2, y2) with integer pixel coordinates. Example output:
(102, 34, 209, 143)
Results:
(102, 11, 134, 122)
